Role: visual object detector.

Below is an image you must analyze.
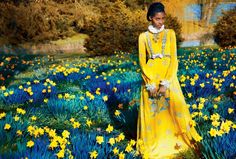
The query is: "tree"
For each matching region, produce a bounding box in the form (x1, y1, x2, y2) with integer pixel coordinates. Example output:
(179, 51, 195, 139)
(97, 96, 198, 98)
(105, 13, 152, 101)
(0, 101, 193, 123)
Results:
(198, 0, 220, 26)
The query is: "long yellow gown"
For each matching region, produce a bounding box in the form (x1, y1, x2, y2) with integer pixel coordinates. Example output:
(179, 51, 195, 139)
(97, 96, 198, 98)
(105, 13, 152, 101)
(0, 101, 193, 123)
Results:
(136, 29, 202, 159)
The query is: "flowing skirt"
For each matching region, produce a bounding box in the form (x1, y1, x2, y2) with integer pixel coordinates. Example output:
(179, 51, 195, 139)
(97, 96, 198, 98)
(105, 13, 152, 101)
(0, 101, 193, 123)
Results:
(136, 58, 201, 159)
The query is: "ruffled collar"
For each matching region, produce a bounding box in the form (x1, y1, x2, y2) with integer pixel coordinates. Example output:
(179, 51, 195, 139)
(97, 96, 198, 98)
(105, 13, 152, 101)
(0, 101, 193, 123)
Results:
(148, 24, 165, 33)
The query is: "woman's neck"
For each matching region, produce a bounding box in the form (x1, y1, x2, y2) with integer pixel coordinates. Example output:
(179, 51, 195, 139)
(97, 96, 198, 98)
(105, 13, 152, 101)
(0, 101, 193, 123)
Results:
(148, 24, 165, 34)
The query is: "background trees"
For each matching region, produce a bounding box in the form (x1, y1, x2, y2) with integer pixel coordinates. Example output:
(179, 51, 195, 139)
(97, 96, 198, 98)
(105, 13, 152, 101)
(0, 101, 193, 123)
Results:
(0, 0, 235, 54)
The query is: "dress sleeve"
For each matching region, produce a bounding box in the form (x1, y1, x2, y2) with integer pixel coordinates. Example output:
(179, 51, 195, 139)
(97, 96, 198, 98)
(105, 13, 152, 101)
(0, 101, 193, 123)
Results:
(160, 29, 178, 89)
(138, 33, 156, 90)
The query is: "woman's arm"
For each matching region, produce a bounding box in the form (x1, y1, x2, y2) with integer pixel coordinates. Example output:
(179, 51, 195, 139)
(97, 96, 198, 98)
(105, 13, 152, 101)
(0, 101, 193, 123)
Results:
(160, 29, 178, 89)
(138, 33, 156, 91)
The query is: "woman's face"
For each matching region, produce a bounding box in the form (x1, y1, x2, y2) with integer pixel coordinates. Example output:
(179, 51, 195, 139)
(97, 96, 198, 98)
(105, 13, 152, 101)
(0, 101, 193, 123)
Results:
(150, 12, 166, 29)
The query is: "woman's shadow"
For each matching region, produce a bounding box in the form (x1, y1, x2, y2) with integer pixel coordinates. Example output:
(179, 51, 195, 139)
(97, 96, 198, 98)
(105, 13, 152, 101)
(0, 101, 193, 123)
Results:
(104, 80, 141, 140)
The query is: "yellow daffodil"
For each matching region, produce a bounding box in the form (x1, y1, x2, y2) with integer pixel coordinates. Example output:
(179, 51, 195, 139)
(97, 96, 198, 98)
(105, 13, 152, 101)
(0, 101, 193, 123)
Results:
(187, 93, 192, 98)
(203, 115, 208, 121)
(95, 90, 101, 95)
(86, 119, 92, 127)
(115, 110, 121, 116)
(62, 130, 70, 138)
(73, 122, 81, 129)
(125, 144, 133, 153)
(113, 147, 119, 155)
(4, 123, 11, 130)
(27, 140, 34, 148)
(16, 130, 22, 136)
(31, 116, 37, 121)
(200, 83, 205, 88)
(198, 112, 203, 117)
(214, 96, 221, 102)
(190, 80, 195, 86)
(192, 104, 197, 109)
(199, 98, 206, 103)
(213, 104, 218, 109)
(70, 118, 75, 123)
(106, 124, 114, 133)
(220, 121, 230, 134)
(56, 149, 65, 158)
(48, 129, 57, 138)
(44, 98, 48, 103)
(64, 93, 70, 99)
(118, 151, 125, 159)
(48, 140, 58, 150)
(212, 120, 220, 127)
(58, 94, 63, 99)
(103, 95, 108, 102)
(129, 139, 136, 146)
(108, 138, 115, 146)
(180, 83, 186, 87)
(113, 87, 117, 92)
(0, 86, 6, 91)
(27, 125, 35, 134)
(96, 136, 104, 144)
(209, 128, 217, 137)
(4, 92, 9, 97)
(89, 150, 98, 159)
(210, 113, 220, 121)
(118, 133, 125, 141)
(232, 124, 236, 130)
(230, 83, 234, 87)
(14, 115, 20, 121)
(90, 95, 95, 100)
(198, 103, 204, 110)
(84, 105, 88, 110)
(0, 112, 6, 119)
(38, 128, 44, 135)
(228, 108, 234, 114)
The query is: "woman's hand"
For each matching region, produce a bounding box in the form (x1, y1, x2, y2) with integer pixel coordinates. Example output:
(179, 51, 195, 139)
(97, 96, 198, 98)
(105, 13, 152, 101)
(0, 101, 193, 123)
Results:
(149, 87, 158, 97)
(157, 85, 167, 96)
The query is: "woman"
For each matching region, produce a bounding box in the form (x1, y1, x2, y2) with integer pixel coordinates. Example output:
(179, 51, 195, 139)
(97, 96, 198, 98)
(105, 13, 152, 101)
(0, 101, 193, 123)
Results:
(136, 2, 202, 159)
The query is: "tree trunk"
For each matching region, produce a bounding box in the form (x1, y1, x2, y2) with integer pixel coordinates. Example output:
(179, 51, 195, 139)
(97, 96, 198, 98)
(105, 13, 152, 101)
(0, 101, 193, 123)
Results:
(199, 0, 220, 27)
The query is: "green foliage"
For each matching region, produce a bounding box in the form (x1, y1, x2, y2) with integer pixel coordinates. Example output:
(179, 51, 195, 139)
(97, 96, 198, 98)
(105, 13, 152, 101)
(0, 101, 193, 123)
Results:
(213, 6, 236, 47)
(84, 0, 183, 55)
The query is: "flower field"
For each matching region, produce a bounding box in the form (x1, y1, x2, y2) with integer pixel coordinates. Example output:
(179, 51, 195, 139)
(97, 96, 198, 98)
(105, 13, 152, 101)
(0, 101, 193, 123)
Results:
(0, 46, 236, 159)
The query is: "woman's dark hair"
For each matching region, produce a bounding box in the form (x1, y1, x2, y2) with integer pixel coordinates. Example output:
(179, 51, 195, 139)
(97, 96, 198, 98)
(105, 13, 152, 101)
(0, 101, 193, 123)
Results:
(147, 2, 165, 21)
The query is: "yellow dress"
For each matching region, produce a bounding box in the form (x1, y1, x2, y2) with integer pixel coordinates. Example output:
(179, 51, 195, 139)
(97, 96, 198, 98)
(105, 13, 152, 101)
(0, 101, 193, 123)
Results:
(136, 29, 202, 159)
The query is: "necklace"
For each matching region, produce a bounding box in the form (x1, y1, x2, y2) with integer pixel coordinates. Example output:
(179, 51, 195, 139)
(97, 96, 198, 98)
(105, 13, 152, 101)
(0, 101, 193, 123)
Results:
(148, 24, 165, 43)
(153, 33, 160, 43)
(145, 29, 168, 59)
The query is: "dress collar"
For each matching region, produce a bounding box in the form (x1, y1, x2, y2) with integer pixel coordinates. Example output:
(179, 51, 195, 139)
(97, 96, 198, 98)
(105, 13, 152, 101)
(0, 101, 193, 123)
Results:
(148, 24, 165, 34)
